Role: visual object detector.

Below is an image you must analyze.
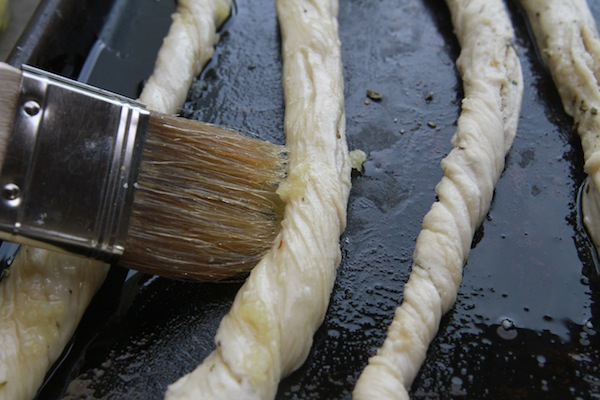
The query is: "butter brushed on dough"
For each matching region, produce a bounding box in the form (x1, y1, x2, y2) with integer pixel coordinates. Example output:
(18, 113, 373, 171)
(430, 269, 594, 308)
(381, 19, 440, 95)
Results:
(517, 0, 600, 260)
(165, 0, 350, 399)
(353, 0, 523, 398)
(0, 249, 109, 400)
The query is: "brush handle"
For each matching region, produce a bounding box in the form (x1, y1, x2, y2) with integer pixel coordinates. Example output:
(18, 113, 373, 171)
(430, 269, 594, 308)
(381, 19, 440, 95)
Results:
(0, 65, 149, 262)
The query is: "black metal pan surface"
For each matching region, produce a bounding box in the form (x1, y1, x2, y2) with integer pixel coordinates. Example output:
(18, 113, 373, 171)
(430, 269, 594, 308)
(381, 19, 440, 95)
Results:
(6, 0, 599, 398)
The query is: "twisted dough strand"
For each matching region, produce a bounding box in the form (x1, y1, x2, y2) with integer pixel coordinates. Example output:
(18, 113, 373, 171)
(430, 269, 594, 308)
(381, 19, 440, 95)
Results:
(353, 1, 523, 398)
(165, 0, 351, 398)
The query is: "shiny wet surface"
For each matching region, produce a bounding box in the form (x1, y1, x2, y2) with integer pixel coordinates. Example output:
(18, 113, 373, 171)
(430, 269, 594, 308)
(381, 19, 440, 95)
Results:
(30, 0, 600, 398)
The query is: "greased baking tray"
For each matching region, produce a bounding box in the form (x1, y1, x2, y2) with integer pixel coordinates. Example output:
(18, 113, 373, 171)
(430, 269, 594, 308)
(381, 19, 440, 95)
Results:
(7, 0, 599, 398)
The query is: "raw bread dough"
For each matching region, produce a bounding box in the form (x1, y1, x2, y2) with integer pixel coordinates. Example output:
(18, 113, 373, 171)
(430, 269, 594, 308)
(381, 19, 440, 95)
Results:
(0, 250, 109, 400)
(353, 0, 523, 398)
(517, 0, 600, 258)
(139, 0, 231, 114)
(164, 0, 351, 398)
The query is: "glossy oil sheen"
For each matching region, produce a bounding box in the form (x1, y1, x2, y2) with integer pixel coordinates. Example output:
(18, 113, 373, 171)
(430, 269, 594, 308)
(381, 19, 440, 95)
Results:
(32, 0, 599, 399)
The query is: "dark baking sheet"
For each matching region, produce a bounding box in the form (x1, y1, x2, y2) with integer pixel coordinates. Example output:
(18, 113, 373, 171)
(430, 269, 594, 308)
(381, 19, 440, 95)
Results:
(9, 0, 599, 398)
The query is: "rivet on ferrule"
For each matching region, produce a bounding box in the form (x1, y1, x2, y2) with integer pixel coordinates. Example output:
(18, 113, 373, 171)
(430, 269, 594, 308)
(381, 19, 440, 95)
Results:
(22, 100, 41, 117)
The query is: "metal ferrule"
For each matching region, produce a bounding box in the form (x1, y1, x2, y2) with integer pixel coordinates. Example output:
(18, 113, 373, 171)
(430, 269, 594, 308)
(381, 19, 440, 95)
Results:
(0, 65, 149, 262)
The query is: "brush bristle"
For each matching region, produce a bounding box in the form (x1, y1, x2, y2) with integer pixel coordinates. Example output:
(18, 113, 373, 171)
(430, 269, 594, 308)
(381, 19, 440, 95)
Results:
(119, 114, 287, 280)
(0, 63, 22, 168)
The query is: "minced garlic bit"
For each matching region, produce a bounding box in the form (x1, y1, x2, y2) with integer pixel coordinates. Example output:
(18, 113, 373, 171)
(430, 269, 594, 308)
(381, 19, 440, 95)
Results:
(349, 149, 367, 171)
(366, 89, 383, 101)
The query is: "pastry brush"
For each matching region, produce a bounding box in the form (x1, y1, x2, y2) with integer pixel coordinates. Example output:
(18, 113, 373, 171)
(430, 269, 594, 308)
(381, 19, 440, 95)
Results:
(0, 62, 286, 280)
